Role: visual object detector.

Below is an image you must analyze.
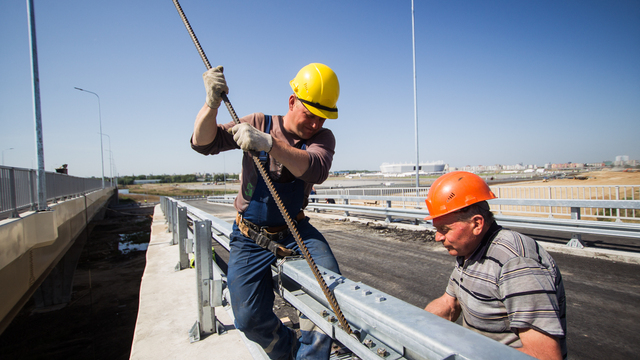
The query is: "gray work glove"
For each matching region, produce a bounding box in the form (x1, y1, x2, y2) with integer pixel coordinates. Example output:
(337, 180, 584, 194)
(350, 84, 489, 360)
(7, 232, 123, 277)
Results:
(229, 123, 273, 153)
(203, 65, 229, 109)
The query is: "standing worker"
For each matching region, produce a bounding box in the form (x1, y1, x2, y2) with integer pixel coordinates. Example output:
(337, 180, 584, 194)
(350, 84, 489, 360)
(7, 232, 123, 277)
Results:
(423, 171, 567, 360)
(191, 63, 341, 360)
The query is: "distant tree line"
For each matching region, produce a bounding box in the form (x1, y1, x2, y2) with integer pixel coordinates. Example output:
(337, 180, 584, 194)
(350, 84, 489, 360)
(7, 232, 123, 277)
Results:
(118, 173, 238, 186)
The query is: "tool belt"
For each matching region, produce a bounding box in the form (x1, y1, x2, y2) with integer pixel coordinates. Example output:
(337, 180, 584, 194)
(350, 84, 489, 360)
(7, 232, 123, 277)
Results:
(236, 211, 305, 258)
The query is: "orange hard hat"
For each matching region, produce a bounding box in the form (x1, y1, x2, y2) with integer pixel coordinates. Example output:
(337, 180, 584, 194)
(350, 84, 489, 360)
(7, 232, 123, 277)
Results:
(424, 171, 497, 220)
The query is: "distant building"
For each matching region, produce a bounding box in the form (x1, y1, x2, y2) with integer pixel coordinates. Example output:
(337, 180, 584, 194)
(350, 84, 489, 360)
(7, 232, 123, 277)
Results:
(586, 162, 605, 168)
(380, 161, 445, 174)
(615, 155, 631, 167)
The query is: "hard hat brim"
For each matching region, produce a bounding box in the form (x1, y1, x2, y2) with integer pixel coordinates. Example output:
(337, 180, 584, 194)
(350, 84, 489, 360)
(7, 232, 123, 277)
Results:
(304, 102, 338, 120)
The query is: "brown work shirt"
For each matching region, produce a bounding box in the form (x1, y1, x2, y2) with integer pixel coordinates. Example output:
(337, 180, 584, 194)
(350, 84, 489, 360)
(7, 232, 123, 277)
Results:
(191, 112, 335, 213)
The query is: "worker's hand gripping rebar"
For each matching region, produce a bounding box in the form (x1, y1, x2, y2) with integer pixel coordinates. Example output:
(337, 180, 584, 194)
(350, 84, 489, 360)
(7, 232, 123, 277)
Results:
(172, 0, 353, 336)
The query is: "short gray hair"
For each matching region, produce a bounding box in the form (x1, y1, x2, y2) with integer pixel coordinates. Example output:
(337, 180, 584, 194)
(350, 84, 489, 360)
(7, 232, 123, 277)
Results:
(453, 201, 494, 224)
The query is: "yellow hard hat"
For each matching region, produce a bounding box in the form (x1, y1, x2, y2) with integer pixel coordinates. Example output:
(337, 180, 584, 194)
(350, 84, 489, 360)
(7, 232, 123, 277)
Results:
(290, 63, 340, 119)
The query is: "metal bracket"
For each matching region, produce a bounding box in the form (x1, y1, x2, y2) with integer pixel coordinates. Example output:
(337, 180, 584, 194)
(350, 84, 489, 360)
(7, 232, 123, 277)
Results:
(567, 236, 586, 248)
(189, 321, 201, 343)
(189, 318, 227, 344)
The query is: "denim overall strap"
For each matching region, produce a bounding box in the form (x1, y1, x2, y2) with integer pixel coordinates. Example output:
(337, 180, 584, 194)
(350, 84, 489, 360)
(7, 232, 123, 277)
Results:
(258, 115, 272, 163)
(241, 115, 306, 227)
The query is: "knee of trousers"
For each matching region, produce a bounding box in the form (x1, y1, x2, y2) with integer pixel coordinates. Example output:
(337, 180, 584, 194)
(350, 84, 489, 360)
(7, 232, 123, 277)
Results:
(232, 296, 278, 334)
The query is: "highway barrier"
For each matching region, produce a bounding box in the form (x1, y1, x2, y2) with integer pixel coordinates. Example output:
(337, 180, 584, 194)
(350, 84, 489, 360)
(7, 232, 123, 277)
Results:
(206, 193, 640, 248)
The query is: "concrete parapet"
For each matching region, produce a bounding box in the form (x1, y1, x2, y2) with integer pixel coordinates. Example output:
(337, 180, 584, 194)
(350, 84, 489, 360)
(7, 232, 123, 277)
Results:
(0, 188, 114, 335)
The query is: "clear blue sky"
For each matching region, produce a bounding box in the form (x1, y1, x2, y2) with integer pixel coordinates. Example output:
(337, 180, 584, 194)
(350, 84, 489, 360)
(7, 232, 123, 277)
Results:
(1, 0, 638, 178)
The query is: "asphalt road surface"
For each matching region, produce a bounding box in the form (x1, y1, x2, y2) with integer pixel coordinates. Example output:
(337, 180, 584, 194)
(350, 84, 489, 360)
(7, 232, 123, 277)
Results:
(189, 200, 640, 360)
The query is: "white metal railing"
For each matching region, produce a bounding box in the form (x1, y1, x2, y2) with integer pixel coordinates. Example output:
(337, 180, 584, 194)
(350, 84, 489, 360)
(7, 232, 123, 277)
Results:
(161, 197, 534, 360)
(491, 185, 640, 221)
(314, 185, 640, 222)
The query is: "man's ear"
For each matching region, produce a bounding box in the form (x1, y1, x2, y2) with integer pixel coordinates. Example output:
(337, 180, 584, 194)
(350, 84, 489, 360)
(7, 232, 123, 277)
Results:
(471, 215, 485, 236)
(288, 95, 297, 111)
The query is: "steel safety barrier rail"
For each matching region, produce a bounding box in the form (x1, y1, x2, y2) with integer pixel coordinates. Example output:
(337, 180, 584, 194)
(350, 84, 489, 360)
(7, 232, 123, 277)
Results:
(0, 165, 113, 220)
(301, 195, 640, 247)
(160, 196, 534, 360)
(205, 194, 640, 245)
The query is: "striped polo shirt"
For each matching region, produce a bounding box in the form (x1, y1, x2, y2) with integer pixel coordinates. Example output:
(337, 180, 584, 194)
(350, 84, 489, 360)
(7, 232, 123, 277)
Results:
(446, 222, 567, 358)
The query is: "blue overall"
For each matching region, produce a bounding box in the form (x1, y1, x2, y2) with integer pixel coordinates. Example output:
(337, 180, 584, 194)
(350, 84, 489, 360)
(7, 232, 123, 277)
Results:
(227, 116, 340, 360)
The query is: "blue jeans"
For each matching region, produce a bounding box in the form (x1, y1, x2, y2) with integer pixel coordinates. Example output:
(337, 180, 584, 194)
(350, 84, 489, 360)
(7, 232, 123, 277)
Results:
(227, 218, 340, 360)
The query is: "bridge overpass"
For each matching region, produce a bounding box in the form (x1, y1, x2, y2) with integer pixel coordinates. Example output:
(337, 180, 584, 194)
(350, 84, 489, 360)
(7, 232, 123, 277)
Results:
(0, 165, 116, 334)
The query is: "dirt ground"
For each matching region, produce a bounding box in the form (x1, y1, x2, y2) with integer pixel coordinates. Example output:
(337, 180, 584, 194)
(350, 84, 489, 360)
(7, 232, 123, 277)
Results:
(0, 203, 154, 360)
(508, 170, 640, 187)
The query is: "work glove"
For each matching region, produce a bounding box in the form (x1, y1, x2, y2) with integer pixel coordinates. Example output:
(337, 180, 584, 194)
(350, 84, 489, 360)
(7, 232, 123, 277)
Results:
(203, 65, 229, 109)
(229, 123, 273, 153)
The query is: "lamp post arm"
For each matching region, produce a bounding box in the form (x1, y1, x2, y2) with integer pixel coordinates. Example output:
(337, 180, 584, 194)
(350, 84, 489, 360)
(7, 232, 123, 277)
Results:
(75, 87, 105, 188)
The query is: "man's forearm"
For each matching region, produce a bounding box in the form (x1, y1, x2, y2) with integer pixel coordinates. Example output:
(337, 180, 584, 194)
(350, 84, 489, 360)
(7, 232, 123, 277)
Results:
(268, 137, 310, 178)
(192, 104, 219, 146)
(424, 293, 460, 322)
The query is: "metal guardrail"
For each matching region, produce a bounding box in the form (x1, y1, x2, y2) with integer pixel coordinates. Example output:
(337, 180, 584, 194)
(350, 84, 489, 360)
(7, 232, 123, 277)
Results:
(161, 196, 533, 360)
(0, 165, 113, 220)
(206, 194, 640, 246)
(302, 196, 640, 247)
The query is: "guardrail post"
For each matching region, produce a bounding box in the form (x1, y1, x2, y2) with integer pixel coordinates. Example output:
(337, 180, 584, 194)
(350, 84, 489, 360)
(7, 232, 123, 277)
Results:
(548, 186, 553, 218)
(190, 219, 223, 342)
(176, 206, 189, 270)
(343, 198, 350, 217)
(615, 186, 621, 222)
(172, 202, 180, 245)
(29, 169, 38, 211)
(385, 200, 392, 223)
(9, 168, 20, 218)
(166, 200, 174, 233)
(566, 207, 585, 248)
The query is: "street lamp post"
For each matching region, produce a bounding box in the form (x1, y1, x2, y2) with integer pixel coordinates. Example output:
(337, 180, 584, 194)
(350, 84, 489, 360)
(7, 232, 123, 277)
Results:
(27, 0, 48, 211)
(411, 0, 420, 192)
(101, 133, 113, 183)
(105, 149, 114, 185)
(75, 87, 105, 188)
(2, 148, 14, 166)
